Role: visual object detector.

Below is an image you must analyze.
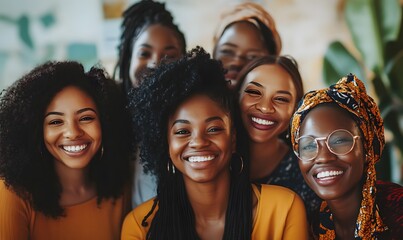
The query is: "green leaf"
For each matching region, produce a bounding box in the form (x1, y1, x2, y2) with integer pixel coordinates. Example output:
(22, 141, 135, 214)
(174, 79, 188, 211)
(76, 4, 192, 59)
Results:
(345, 0, 384, 71)
(322, 41, 366, 86)
(385, 50, 403, 99)
(40, 12, 56, 28)
(377, 0, 402, 42)
(17, 15, 34, 49)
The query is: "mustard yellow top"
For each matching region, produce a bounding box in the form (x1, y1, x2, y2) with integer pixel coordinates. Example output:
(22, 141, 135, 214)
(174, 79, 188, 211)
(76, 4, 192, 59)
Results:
(0, 180, 130, 240)
(121, 184, 308, 240)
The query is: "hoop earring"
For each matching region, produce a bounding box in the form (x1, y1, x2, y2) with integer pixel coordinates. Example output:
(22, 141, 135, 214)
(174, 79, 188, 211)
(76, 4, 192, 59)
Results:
(230, 153, 244, 175)
(100, 146, 104, 160)
(167, 160, 176, 174)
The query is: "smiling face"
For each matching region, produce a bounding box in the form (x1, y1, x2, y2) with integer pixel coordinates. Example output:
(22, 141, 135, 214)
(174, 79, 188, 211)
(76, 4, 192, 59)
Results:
(214, 21, 269, 90)
(129, 24, 183, 87)
(167, 94, 235, 184)
(43, 86, 102, 170)
(298, 104, 365, 201)
(238, 64, 297, 143)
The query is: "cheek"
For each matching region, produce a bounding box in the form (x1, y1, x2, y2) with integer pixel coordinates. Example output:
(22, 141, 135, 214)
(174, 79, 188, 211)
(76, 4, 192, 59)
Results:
(129, 60, 144, 84)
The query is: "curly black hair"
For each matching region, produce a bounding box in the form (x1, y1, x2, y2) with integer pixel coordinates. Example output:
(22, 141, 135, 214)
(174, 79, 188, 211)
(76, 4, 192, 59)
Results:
(114, 0, 187, 94)
(128, 47, 252, 239)
(0, 61, 133, 218)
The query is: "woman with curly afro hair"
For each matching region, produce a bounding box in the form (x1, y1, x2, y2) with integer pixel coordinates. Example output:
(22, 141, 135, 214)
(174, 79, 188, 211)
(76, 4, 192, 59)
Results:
(121, 47, 308, 240)
(0, 61, 133, 240)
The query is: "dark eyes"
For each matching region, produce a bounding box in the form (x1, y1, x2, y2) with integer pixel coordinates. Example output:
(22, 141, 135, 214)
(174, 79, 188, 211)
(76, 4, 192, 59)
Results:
(174, 127, 224, 135)
(48, 119, 62, 125)
(80, 116, 95, 122)
(244, 89, 261, 95)
(175, 129, 189, 135)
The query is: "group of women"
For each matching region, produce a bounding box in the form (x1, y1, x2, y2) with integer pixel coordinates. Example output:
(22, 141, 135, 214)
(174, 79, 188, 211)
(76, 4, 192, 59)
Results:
(0, 0, 401, 239)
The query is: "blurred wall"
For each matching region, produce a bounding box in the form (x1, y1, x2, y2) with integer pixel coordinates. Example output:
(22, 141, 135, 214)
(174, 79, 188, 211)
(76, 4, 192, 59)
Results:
(0, 0, 350, 91)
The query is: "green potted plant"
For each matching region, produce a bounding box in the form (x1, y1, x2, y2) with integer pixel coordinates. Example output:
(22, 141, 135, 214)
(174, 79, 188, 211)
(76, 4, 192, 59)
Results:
(322, 0, 403, 183)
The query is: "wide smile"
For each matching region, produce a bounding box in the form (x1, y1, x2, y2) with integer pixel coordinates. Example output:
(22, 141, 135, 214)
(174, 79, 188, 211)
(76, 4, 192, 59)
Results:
(60, 143, 89, 154)
(249, 115, 276, 130)
(186, 155, 216, 163)
(312, 168, 345, 186)
(251, 117, 274, 126)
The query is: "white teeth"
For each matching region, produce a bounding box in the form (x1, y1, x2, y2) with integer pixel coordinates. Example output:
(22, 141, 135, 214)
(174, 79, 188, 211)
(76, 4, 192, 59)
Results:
(317, 170, 344, 179)
(188, 155, 215, 162)
(251, 117, 274, 126)
(62, 144, 88, 153)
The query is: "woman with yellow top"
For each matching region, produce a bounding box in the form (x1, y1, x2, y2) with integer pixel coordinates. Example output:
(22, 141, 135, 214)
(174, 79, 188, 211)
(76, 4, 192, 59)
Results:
(0, 61, 133, 240)
(121, 47, 307, 240)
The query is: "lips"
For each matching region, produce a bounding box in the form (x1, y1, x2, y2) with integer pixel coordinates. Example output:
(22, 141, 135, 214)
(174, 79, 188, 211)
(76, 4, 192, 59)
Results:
(185, 155, 216, 163)
(249, 115, 276, 130)
(62, 144, 88, 153)
(316, 170, 344, 179)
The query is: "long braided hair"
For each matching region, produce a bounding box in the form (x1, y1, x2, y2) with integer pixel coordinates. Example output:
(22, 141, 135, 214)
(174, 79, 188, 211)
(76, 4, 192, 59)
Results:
(114, 0, 186, 94)
(128, 47, 252, 239)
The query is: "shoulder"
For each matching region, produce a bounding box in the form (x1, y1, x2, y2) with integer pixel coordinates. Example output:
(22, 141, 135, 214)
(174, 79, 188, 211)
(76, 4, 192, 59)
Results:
(376, 180, 403, 237)
(121, 198, 157, 240)
(258, 184, 305, 214)
(260, 184, 300, 201)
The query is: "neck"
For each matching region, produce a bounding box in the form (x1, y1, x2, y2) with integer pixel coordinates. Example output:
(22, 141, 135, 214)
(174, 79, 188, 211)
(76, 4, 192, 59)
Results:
(184, 171, 230, 220)
(54, 161, 96, 205)
(249, 138, 288, 181)
(184, 172, 230, 240)
(326, 184, 363, 239)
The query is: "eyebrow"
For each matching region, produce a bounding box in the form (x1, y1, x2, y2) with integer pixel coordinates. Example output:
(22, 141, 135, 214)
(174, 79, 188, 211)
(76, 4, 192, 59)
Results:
(171, 116, 224, 127)
(44, 108, 97, 118)
(138, 43, 178, 51)
(220, 43, 262, 52)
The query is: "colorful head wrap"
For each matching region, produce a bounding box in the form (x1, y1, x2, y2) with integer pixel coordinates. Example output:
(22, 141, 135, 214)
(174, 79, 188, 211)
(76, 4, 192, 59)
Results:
(213, 2, 282, 55)
(291, 74, 388, 239)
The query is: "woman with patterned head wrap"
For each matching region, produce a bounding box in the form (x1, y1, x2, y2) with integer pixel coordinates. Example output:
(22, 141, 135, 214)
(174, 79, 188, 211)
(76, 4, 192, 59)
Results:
(291, 74, 403, 239)
(213, 2, 281, 90)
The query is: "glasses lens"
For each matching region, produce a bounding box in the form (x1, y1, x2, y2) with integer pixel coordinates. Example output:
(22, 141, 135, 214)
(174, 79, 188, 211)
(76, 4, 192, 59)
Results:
(328, 130, 355, 155)
(298, 136, 317, 161)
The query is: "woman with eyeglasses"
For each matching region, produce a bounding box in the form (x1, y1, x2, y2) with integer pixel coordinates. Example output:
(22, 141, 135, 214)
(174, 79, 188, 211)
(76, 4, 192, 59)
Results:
(291, 74, 402, 239)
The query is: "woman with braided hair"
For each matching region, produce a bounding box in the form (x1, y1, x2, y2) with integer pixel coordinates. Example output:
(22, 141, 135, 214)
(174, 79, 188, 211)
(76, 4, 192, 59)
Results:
(114, 0, 186, 92)
(291, 74, 403, 239)
(121, 47, 307, 240)
(114, 0, 187, 208)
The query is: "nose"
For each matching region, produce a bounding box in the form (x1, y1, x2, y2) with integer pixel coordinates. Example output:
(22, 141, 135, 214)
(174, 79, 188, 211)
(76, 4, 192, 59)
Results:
(63, 122, 84, 140)
(147, 54, 163, 69)
(189, 132, 210, 148)
(314, 141, 337, 164)
(255, 100, 274, 114)
(230, 54, 248, 67)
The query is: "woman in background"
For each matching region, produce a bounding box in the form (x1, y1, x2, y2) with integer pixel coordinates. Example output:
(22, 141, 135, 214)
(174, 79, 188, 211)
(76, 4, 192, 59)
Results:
(0, 61, 132, 240)
(213, 2, 281, 90)
(114, 0, 187, 207)
(291, 74, 402, 239)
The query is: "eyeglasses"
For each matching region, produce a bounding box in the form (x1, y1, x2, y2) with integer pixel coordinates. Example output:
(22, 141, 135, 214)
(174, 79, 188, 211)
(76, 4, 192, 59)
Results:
(294, 129, 360, 162)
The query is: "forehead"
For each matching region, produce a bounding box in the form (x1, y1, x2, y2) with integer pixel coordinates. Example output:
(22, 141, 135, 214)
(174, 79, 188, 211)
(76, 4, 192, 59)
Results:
(242, 64, 296, 91)
(46, 86, 96, 111)
(170, 94, 230, 121)
(216, 21, 266, 51)
(134, 24, 182, 49)
(300, 104, 359, 136)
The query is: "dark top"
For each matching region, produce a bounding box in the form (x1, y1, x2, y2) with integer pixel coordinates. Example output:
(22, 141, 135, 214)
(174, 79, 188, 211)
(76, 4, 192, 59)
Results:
(254, 149, 321, 220)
